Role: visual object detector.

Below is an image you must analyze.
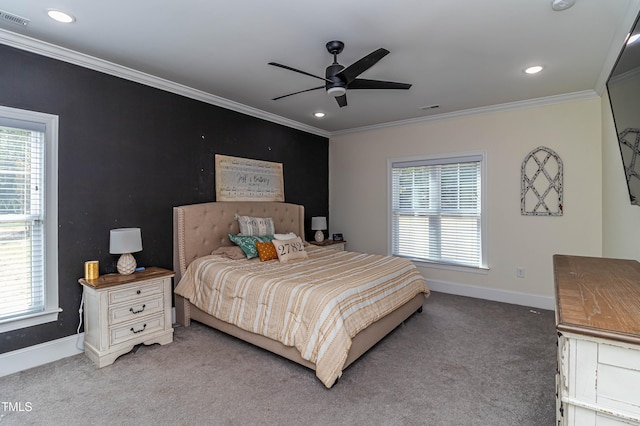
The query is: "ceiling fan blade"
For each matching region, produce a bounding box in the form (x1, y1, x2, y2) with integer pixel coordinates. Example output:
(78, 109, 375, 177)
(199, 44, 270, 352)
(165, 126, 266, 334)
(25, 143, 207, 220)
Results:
(272, 85, 324, 101)
(335, 94, 348, 108)
(348, 78, 412, 90)
(268, 62, 332, 83)
(335, 48, 389, 83)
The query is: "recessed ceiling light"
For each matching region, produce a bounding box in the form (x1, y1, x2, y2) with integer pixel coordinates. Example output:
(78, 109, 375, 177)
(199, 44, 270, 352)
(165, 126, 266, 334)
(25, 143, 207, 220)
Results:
(525, 65, 544, 75)
(47, 9, 75, 23)
(551, 0, 576, 12)
(628, 34, 640, 45)
(313, 112, 325, 118)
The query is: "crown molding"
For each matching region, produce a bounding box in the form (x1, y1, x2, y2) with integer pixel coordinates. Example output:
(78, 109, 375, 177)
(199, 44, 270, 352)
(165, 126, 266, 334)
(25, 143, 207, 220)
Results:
(593, 0, 640, 96)
(0, 27, 616, 141)
(330, 90, 600, 137)
(0, 29, 330, 138)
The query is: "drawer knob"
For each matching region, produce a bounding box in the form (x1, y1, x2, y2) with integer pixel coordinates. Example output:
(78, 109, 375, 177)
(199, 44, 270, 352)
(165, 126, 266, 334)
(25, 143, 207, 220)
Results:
(129, 304, 146, 314)
(130, 324, 147, 334)
(136, 290, 141, 295)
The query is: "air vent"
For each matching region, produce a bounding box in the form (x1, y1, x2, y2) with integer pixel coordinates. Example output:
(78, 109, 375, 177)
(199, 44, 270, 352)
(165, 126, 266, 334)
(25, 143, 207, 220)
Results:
(0, 10, 30, 27)
(419, 104, 440, 111)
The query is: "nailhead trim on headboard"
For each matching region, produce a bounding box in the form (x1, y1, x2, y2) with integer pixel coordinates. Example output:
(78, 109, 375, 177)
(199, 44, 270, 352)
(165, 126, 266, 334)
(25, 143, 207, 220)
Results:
(176, 207, 187, 277)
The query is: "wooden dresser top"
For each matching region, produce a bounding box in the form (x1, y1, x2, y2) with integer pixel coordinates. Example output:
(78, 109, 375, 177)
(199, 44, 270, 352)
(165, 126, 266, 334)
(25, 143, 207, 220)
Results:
(554, 254, 640, 345)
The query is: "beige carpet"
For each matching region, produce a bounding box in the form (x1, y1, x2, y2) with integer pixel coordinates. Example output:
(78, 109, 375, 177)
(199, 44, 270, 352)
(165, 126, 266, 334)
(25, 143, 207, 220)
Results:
(0, 292, 556, 425)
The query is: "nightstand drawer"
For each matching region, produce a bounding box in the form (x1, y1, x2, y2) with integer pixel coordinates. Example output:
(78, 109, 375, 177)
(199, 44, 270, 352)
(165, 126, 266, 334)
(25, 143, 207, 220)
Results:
(325, 242, 345, 251)
(110, 314, 165, 346)
(108, 280, 164, 305)
(309, 241, 346, 251)
(108, 294, 164, 325)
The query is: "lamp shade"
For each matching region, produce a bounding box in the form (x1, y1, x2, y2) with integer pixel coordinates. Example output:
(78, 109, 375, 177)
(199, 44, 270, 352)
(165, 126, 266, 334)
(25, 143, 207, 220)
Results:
(109, 228, 142, 254)
(311, 217, 327, 230)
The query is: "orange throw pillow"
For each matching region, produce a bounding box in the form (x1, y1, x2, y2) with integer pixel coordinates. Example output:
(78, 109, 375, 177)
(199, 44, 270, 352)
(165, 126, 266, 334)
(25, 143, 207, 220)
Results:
(255, 241, 278, 262)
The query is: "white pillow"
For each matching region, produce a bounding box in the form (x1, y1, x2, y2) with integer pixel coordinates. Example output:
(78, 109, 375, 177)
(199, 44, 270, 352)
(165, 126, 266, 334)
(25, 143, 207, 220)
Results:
(272, 236, 308, 263)
(235, 214, 275, 236)
(273, 232, 297, 240)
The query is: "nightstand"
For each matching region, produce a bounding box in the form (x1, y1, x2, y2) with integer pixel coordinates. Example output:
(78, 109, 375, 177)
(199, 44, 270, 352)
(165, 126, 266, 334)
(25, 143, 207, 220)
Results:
(78, 267, 174, 368)
(309, 240, 346, 251)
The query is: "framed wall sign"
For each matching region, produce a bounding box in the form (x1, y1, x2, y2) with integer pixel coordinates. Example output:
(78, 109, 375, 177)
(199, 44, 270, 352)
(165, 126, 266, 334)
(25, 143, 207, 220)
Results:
(215, 154, 284, 201)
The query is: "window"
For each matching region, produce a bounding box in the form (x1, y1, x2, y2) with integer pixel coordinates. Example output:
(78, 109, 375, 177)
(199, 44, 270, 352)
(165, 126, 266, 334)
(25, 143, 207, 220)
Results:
(0, 106, 59, 332)
(389, 152, 486, 269)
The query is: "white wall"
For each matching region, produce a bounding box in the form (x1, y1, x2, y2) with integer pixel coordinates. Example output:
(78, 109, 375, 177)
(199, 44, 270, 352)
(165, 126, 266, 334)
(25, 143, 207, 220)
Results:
(329, 97, 603, 309)
(602, 89, 640, 260)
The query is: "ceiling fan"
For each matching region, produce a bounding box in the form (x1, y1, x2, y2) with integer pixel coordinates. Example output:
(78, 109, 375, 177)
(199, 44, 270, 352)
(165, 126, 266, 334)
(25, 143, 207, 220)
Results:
(269, 40, 412, 108)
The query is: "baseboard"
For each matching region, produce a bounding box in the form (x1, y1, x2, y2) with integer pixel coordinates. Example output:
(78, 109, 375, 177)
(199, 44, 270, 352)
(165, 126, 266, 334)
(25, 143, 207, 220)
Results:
(427, 279, 555, 311)
(0, 333, 85, 378)
(1, 307, 178, 378)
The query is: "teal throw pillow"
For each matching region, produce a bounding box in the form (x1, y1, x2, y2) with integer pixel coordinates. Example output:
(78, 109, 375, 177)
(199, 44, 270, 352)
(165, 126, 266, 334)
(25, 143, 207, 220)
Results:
(228, 234, 274, 259)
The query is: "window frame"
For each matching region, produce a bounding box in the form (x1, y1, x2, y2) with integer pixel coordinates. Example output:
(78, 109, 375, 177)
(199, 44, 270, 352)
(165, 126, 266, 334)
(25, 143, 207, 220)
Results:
(0, 105, 60, 333)
(387, 151, 488, 271)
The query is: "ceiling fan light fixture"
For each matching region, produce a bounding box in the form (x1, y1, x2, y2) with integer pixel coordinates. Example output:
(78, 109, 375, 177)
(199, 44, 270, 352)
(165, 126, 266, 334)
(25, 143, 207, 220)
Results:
(327, 86, 346, 97)
(269, 41, 410, 108)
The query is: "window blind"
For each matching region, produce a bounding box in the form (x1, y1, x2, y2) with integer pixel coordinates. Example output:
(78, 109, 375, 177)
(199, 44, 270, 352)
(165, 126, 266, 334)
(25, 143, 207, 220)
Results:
(0, 122, 45, 320)
(391, 155, 482, 268)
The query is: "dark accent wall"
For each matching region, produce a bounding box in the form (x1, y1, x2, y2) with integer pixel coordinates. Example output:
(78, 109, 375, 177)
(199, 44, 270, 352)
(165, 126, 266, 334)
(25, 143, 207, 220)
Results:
(0, 44, 328, 353)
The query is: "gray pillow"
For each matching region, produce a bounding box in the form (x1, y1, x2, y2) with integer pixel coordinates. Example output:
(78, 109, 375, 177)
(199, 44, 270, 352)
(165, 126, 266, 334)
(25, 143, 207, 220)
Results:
(211, 245, 247, 260)
(235, 214, 275, 236)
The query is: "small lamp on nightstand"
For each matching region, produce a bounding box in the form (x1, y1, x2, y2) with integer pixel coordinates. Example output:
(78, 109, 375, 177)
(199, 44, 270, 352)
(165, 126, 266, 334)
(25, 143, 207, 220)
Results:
(109, 228, 142, 275)
(311, 217, 327, 243)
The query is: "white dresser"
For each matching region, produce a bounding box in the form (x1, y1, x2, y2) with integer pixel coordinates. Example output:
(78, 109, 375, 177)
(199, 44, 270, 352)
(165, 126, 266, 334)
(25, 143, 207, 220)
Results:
(79, 267, 174, 367)
(554, 255, 640, 425)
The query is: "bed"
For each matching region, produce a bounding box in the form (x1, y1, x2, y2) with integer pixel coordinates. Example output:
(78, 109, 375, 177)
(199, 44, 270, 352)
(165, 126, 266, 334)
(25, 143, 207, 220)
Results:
(173, 201, 429, 387)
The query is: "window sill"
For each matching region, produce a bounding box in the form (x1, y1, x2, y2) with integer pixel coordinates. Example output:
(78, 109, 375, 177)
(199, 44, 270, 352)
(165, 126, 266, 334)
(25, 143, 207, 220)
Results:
(407, 258, 490, 274)
(0, 308, 62, 333)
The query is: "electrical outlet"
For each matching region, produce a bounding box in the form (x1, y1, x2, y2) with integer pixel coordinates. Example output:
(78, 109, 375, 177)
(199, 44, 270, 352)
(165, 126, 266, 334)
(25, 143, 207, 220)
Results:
(516, 267, 525, 278)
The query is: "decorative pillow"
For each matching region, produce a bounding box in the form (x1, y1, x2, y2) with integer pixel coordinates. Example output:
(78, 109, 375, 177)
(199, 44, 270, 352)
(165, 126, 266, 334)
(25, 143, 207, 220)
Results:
(255, 241, 279, 262)
(229, 234, 274, 259)
(211, 245, 247, 260)
(272, 236, 308, 263)
(235, 214, 275, 236)
(273, 232, 297, 241)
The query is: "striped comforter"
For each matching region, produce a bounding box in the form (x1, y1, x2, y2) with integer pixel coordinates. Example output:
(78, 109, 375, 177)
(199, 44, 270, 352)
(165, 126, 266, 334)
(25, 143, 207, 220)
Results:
(174, 246, 429, 387)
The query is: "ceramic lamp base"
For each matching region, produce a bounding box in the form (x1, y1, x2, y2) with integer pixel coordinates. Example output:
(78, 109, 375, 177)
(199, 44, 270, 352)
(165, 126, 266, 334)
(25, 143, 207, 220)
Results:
(314, 230, 325, 242)
(117, 253, 136, 275)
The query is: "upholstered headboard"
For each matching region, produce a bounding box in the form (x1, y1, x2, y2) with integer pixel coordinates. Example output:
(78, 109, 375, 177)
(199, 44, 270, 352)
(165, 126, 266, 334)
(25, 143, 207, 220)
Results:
(172, 201, 305, 284)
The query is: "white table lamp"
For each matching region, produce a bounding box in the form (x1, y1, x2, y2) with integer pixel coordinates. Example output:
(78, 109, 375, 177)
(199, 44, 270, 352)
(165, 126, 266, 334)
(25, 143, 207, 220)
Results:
(110, 228, 142, 275)
(311, 217, 327, 243)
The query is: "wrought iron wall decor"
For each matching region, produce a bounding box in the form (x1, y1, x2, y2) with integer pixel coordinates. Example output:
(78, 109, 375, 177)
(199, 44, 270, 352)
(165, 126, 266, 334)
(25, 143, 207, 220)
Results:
(617, 128, 640, 205)
(521, 146, 563, 216)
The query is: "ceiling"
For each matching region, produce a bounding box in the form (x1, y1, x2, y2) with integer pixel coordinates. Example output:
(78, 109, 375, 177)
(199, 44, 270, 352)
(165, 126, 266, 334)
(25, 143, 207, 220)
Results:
(0, 0, 639, 137)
